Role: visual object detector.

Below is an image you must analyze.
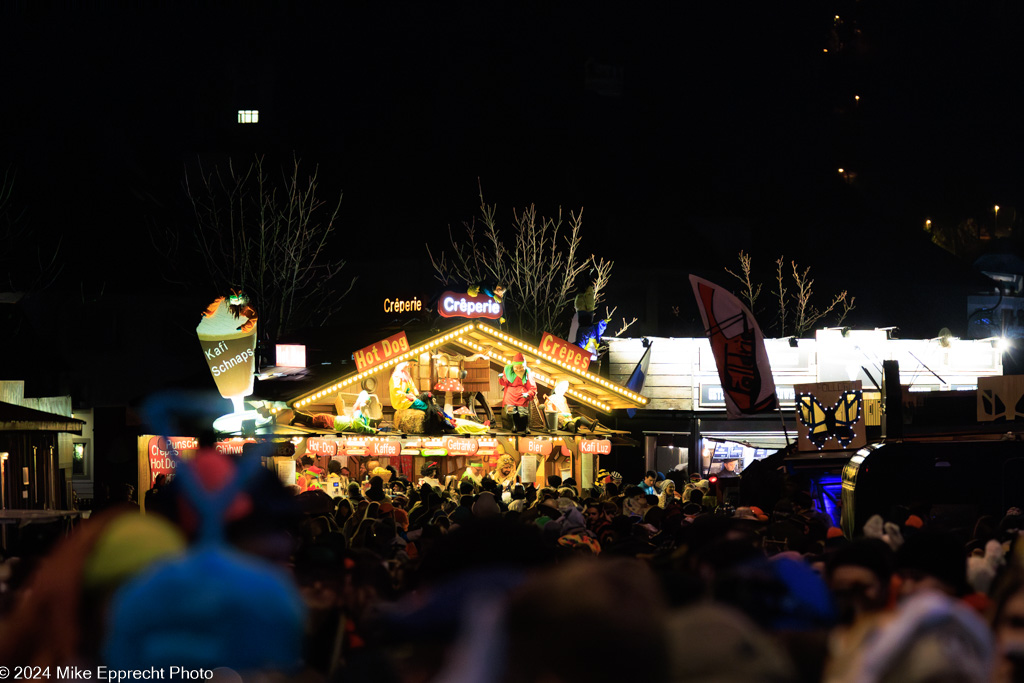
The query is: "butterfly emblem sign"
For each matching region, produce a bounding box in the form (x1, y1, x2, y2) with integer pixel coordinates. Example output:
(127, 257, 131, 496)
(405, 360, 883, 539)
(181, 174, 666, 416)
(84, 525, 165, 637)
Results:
(795, 381, 866, 452)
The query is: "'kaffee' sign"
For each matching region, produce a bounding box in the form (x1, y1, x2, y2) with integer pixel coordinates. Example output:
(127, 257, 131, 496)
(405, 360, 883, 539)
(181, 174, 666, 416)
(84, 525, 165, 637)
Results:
(540, 332, 591, 371)
(353, 331, 411, 372)
(368, 439, 402, 457)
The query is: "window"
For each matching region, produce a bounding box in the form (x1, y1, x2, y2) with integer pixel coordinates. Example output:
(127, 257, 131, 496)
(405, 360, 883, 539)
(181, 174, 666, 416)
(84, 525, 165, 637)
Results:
(73, 442, 87, 476)
(237, 110, 259, 124)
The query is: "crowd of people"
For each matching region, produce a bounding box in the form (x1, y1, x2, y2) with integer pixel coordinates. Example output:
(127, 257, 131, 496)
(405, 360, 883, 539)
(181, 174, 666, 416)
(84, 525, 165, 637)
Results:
(2, 449, 1024, 683)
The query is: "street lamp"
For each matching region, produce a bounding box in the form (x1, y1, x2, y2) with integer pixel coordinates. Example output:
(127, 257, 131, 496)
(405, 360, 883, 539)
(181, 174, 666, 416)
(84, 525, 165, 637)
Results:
(995, 205, 1000, 236)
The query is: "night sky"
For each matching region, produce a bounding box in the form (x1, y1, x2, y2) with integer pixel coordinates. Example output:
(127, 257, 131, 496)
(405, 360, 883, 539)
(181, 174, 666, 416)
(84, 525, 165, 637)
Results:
(2, 0, 1022, 401)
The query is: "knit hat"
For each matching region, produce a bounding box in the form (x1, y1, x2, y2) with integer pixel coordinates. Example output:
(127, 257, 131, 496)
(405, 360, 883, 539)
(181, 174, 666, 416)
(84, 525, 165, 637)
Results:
(83, 514, 187, 592)
(512, 352, 525, 365)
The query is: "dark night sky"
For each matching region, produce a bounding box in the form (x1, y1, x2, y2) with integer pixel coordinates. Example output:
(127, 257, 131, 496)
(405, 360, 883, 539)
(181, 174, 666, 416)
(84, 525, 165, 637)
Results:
(2, 0, 1023, 400)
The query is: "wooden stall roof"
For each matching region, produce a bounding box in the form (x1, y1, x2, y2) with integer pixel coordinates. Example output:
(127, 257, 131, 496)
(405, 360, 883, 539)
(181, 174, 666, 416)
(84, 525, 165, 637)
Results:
(286, 322, 648, 415)
(0, 401, 85, 433)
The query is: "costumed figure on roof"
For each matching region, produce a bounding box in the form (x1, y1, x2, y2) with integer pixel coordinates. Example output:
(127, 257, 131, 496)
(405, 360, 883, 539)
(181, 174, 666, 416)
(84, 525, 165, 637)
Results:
(498, 353, 537, 434)
(391, 362, 429, 411)
(544, 380, 600, 433)
(391, 361, 488, 436)
(290, 393, 378, 434)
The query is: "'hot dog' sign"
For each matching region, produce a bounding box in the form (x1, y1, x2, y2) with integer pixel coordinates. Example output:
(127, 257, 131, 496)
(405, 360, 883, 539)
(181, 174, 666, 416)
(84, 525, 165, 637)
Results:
(353, 331, 410, 372)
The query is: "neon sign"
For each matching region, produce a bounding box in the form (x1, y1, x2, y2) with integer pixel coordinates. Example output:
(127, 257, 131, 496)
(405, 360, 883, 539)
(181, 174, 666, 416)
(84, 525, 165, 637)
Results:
(383, 297, 423, 314)
(438, 290, 502, 319)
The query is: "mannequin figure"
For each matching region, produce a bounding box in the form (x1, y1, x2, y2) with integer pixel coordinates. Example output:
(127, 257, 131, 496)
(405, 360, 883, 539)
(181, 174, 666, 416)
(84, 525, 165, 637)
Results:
(544, 380, 599, 433)
(390, 362, 428, 411)
(499, 353, 537, 434)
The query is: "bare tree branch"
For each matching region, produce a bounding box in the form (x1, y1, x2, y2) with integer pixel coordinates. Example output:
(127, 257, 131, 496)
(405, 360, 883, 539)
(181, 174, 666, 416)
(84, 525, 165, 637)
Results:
(183, 154, 355, 344)
(427, 188, 615, 339)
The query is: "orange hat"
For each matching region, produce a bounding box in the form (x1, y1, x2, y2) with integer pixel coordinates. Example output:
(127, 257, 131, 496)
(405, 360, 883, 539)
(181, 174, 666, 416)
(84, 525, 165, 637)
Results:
(904, 514, 924, 529)
(827, 526, 845, 539)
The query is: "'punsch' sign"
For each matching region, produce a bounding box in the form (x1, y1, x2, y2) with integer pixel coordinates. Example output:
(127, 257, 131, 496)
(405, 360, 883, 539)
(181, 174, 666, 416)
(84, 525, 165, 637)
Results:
(539, 332, 591, 371)
(353, 331, 410, 372)
(148, 436, 198, 486)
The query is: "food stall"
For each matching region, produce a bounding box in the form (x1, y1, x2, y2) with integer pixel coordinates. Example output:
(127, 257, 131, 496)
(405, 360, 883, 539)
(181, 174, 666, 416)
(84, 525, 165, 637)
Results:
(268, 322, 647, 491)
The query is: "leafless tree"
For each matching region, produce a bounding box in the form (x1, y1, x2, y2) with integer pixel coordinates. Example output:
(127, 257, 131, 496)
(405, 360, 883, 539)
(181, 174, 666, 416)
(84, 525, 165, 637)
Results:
(0, 165, 62, 296)
(724, 250, 761, 312)
(725, 252, 855, 337)
(427, 183, 616, 340)
(183, 155, 356, 344)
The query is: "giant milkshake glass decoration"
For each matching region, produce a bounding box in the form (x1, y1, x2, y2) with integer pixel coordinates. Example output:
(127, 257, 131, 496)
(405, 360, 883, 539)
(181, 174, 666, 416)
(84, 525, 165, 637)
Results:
(197, 291, 270, 433)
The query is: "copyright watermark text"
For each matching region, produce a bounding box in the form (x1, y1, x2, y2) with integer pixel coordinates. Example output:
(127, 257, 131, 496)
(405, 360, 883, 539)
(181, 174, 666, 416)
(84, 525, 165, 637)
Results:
(0, 666, 215, 681)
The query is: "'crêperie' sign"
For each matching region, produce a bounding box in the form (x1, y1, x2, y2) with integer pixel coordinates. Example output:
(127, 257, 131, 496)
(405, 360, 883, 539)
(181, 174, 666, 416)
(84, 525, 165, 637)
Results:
(438, 291, 502, 320)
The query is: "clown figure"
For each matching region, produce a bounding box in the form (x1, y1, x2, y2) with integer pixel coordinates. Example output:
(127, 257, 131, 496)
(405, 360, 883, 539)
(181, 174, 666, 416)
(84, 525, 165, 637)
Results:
(390, 362, 427, 411)
(498, 353, 537, 433)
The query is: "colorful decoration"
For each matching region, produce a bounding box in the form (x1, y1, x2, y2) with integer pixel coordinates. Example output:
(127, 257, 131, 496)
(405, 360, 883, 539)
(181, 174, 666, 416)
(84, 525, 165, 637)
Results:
(499, 352, 537, 433)
(197, 291, 258, 401)
(795, 381, 865, 452)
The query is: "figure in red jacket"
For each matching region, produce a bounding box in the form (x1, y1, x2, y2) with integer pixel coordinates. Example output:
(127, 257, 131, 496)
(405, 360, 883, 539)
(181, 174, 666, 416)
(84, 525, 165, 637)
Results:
(499, 352, 537, 433)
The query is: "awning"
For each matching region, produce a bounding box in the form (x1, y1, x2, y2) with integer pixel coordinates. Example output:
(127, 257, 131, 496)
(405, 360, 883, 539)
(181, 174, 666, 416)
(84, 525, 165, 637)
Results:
(0, 401, 85, 433)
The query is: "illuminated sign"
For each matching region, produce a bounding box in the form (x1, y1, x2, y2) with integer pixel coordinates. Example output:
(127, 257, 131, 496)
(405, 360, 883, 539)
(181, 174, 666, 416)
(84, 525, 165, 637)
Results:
(442, 437, 479, 455)
(700, 384, 797, 409)
(368, 439, 403, 457)
(383, 297, 423, 314)
(306, 438, 339, 456)
(438, 290, 502, 319)
(147, 436, 198, 486)
(353, 331, 410, 372)
(540, 332, 591, 371)
(276, 344, 306, 368)
(518, 438, 553, 456)
(215, 438, 256, 455)
(794, 380, 866, 453)
(579, 439, 611, 455)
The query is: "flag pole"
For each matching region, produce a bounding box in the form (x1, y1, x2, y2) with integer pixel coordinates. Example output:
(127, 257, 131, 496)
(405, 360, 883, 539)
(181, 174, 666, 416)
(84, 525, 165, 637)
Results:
(777, 400, 792, 446)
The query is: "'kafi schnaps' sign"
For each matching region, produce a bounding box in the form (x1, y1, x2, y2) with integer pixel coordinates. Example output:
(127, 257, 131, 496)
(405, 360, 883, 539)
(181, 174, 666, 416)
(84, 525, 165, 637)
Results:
(353, 331, 411, 372)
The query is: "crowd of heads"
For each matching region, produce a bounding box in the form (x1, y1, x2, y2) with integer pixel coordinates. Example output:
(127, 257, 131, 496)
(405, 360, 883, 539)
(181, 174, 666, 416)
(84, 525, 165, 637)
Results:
(3, 451, 1024, 682)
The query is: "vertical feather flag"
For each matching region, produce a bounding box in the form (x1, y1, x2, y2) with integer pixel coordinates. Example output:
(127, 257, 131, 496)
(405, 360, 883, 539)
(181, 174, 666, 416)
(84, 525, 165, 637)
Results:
(689, 275, 778, 419)
(625, 339, 653, 418)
